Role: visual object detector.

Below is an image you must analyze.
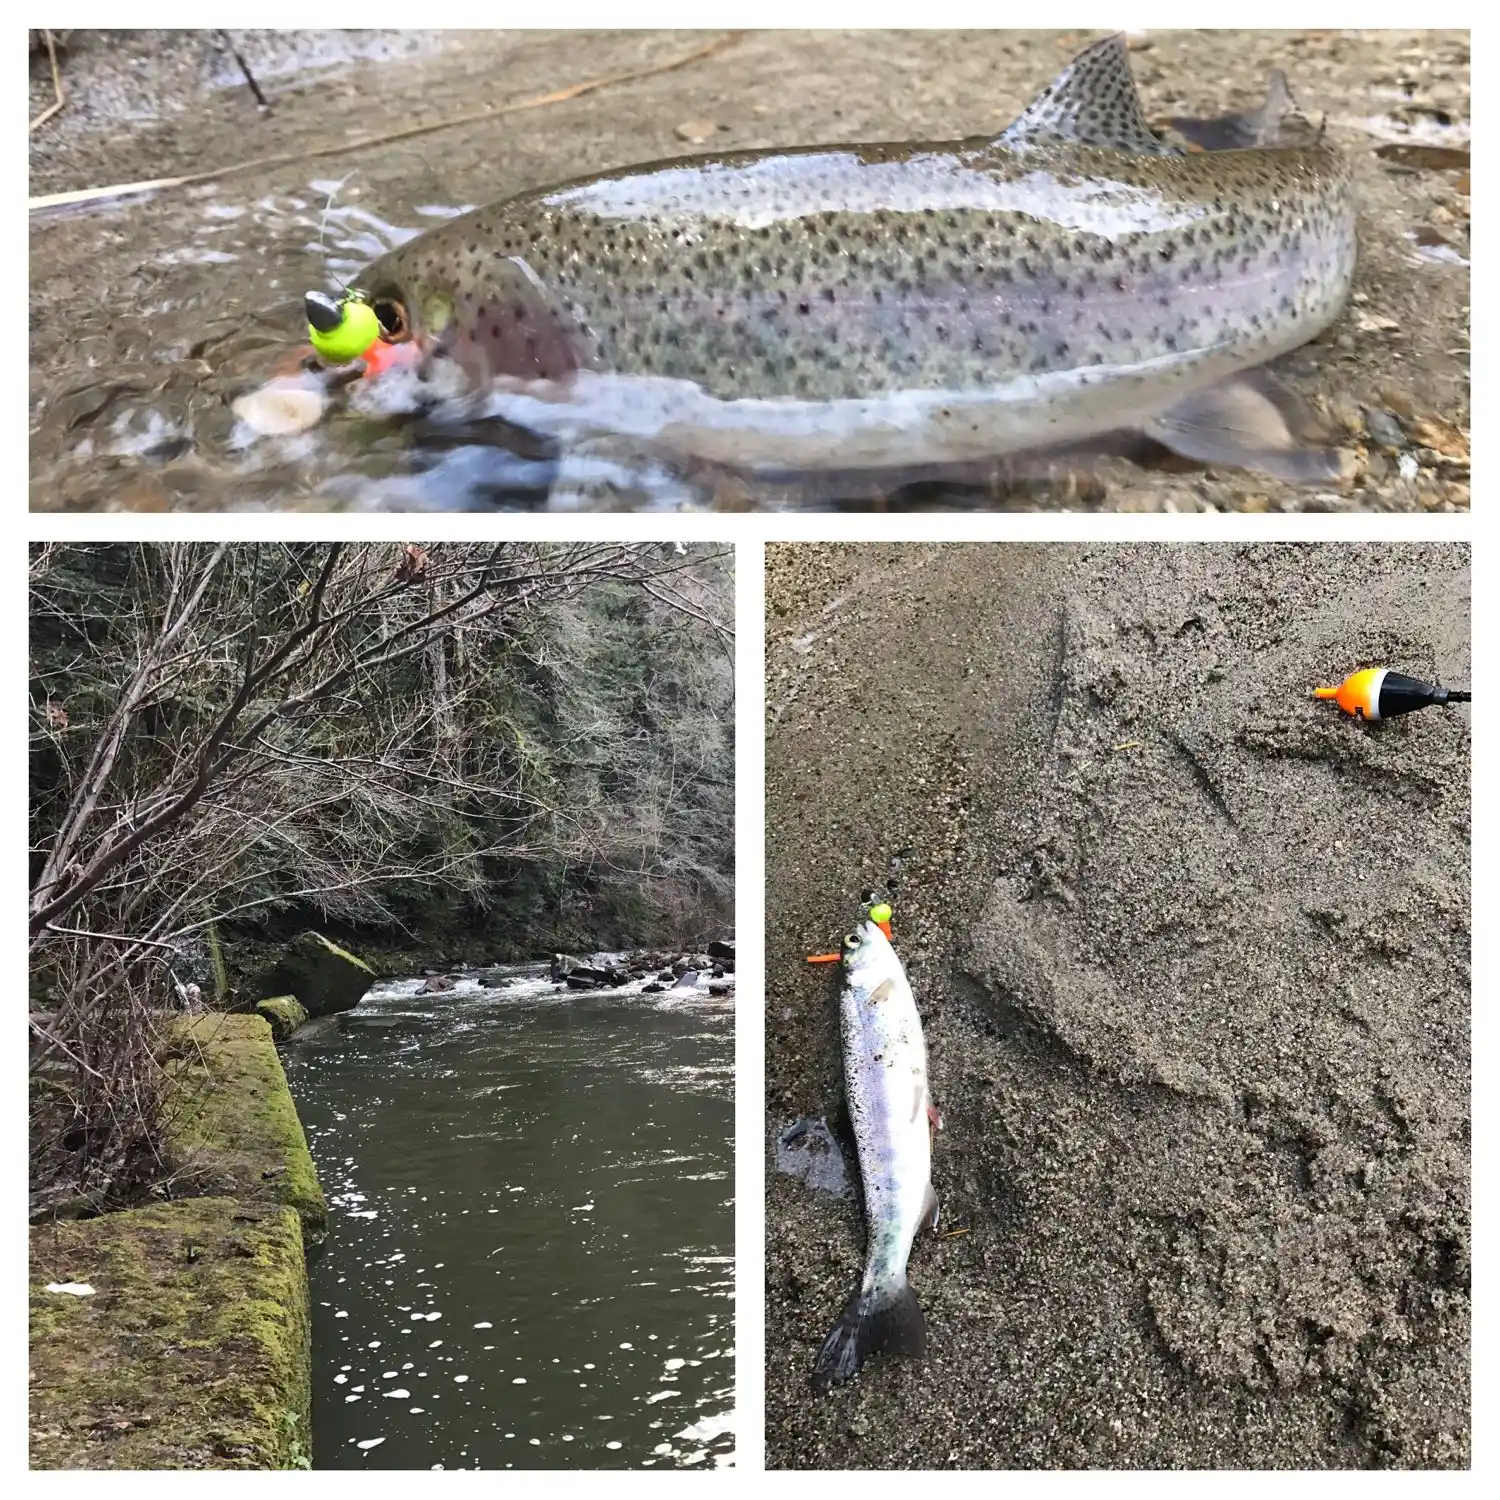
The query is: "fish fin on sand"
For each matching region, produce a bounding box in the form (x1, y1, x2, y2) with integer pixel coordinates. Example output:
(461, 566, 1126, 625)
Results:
(811, 1280, 926, 1391)
(1144, 375, 1353, 485)
(998, 33, 1177, 156)
(924, 1181, 940, 1232)
(1163, 70, 1296, 152)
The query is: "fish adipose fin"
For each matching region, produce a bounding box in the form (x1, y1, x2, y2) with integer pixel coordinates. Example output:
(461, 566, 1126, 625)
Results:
(811, 1281, 926, 1390)
(1164, 70, 1296, 152)
(997, 33, 1177, 156)
(1144, 375, 1353, 485)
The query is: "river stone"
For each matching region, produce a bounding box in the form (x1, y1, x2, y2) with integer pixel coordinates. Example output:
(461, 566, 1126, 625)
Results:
(419, 974, 457, 994)
(256, 995, 308, 1041)
(707, 939, 735, 961)
(550, 953, 583, 981)
(251, 932, 374, 1018)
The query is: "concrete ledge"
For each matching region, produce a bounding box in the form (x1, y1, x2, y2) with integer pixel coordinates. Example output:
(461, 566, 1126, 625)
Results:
(29, 1199, 310, 1469)
(162, 1015, 326, 1240)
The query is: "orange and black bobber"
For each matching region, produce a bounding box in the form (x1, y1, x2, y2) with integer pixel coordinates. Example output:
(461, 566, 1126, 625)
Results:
(1314, 667, 1471, 722)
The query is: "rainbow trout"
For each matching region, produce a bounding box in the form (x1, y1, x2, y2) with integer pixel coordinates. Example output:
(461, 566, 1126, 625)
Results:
(813, 919, 940, 1390)
(335, 33, 1356, 489)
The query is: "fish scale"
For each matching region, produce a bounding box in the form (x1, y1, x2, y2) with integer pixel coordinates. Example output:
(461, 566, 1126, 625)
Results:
(347, 34, 1357, 484)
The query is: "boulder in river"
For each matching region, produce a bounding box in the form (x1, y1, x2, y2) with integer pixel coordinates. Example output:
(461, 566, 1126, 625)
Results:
(256, 995, 308, 1041)
(248, 931, 374, 1019)
(550, 953, 583, 981)
(642, 982, 668, 994)
(419, 974, 457, 995)
(708, 981, 733, 997)
(707, 939, 735, 961)
(673, 970, 700, 989)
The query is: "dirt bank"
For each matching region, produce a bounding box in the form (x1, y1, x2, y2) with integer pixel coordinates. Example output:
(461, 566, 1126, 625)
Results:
(765, 543, 1470, 1467)
(30, 30, 1467, 511)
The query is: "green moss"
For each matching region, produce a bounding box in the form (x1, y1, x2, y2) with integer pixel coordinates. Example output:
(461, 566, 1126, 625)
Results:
(255, 996, 308, 1042)
(161, 1016, 326, 1240)
(29, 1200, 310, 1469)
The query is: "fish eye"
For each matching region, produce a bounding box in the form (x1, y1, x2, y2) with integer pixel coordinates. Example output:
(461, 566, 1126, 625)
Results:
(372, 298, 410, 341)
(842, 931, 859, 951)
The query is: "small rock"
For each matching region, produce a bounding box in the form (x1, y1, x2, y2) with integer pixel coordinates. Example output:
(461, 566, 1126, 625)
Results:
(1362, 408, 1407, 451)
(1407, 415, 1469, 464)
(231, 377, 327, 436)
(674, 118, 720, 145)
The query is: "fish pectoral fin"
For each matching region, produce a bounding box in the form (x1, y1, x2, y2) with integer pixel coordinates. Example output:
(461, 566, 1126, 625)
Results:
(1144, 376, 1353, 486)
(867, 979, 893, 1005)
(924, 1182, 941, 1233)
(996, 33, 1177, 157)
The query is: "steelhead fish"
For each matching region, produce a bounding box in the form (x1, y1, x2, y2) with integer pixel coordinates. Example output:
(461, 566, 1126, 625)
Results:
(335, 33, 1357, 492)
(813, 919, 940, 1390)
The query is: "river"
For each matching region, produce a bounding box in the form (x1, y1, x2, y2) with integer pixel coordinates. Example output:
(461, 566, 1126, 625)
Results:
(281, 964, 735, 1469)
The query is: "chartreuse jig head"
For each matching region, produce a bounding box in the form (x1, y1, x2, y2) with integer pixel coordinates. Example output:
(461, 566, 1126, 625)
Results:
(806, 894, 895, 964)
(305, 288, 381, 365)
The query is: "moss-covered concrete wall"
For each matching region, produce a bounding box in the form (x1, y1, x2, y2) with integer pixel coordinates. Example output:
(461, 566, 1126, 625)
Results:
(30, 1014, 324, 1470)
(161, 1014, 327, 1239)
(29, 1200, 311, 1469)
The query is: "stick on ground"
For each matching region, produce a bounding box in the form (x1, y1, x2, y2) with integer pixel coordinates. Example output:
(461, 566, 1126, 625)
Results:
(28, 31, 745, 213)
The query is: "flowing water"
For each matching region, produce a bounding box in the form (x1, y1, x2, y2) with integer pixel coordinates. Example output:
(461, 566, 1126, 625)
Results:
(282, 964, 735, 1470)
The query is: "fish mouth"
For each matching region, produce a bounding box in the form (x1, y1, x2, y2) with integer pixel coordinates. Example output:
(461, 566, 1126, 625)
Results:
(368, 295, 413, 344)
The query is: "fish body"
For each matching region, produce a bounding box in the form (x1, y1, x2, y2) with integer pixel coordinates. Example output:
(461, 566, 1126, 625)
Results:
(813, 919, 939, 1389)
(351, 34, 1356, 483)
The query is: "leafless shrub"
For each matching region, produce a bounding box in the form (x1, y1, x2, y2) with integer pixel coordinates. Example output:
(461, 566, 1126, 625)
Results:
(29, 542, 733, 1211)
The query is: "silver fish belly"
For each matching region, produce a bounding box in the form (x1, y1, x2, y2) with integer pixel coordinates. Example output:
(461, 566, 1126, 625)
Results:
(813, 919, 939, 1389)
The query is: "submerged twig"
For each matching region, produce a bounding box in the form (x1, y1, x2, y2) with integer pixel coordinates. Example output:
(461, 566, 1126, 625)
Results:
(29, 28, 66, 134)
(217, 30, 270, 110)
(28, 31, 746, 213)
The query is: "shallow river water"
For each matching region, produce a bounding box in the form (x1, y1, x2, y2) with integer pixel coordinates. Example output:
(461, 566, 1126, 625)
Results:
(282, 964, 735, 1470)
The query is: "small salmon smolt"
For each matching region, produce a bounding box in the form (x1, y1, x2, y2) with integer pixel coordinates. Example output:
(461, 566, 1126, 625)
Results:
(338, 33, 1357, 499)
(813, 919, 941, 1390)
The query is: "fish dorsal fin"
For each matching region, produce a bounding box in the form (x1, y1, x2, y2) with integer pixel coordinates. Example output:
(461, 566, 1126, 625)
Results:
(997, 33, 1177, 156)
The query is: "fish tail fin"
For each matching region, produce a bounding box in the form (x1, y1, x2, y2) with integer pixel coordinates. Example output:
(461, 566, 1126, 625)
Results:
(811, 1279, 926, 1391)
